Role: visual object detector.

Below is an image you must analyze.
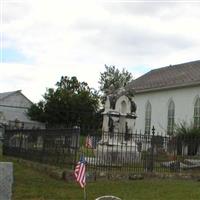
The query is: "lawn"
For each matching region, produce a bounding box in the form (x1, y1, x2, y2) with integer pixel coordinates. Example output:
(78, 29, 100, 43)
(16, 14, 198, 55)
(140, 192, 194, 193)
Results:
(1, 149, 200, 199)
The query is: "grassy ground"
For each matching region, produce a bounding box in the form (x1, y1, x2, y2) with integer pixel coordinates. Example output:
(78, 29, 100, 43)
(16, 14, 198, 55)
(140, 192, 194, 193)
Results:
(11, 163, 200, 200)
(1, 148, 200, 199)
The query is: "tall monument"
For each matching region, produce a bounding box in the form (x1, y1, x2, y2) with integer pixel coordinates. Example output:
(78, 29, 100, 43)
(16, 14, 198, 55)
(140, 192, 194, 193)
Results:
(102, 85, 137, 143)
(96, 85, 139, 163)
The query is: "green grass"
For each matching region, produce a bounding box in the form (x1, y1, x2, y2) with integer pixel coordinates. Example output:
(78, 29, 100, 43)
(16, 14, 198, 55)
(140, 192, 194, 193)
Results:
(1, 150, 200, 199)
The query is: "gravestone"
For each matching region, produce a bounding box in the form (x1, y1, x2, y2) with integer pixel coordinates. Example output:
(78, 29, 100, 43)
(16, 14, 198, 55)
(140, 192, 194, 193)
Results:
(0, 162, 13, 200)
(95, 195, 121, 200)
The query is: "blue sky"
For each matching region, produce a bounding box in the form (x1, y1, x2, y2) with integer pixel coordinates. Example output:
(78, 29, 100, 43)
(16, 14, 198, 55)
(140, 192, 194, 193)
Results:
(2, 0, 200, 102)
(2, 48, 31, 63)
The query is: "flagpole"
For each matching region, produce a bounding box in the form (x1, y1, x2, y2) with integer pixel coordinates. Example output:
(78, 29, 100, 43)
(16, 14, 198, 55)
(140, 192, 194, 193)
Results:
(83, 186, 87, 200)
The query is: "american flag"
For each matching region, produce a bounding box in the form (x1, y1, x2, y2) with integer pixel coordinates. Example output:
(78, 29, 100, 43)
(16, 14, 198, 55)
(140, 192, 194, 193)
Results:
(74, 156, 86, 188)
(85, 135, 93, 149)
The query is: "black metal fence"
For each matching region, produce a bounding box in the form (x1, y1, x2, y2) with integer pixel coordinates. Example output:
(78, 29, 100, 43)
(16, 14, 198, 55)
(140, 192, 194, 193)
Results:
(3, 128, 80, 169)
(3, 126, 200, 176)
(80, 128, 200, 175)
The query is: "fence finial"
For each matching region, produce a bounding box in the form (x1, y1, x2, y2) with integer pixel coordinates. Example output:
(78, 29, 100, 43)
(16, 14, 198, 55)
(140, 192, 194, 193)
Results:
(152, 126, 155, 135)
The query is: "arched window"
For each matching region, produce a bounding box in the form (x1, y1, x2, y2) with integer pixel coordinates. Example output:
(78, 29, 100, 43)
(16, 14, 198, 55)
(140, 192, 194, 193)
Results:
(145, 101, 151, 134)
(194, 97, 200, 128)
(167, 100, 175, 135)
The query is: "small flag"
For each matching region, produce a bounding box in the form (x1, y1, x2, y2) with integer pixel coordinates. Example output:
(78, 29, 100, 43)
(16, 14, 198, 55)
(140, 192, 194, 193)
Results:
(74, 156, 86, 188)
(85, 135, 93, 149)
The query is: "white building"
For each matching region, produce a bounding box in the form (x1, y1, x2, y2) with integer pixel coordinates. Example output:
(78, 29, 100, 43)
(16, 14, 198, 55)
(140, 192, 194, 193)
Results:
(0, 90, 45, 130)
(129, 60, 200, 134)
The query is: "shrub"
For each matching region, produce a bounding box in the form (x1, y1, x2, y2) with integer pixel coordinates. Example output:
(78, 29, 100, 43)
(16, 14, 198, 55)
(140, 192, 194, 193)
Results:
(175, 121, 200, 138)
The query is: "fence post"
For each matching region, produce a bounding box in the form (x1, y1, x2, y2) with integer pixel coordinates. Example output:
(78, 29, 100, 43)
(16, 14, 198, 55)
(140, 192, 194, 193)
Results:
(19, 130, 23, 154)
(73, 126, 80, 169)
(41, 130, 46, 163)
(149, 126, 155, 172)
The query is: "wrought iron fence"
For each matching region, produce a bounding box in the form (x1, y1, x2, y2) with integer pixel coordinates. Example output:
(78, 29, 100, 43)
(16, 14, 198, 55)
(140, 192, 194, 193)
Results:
(3, 126, 200, 176)
(80, 127, 200, 175)
(3, 128, 80, 169)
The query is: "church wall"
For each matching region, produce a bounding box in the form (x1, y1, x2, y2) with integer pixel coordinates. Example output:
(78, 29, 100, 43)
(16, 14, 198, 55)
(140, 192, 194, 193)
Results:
(134, 85, 200, 134)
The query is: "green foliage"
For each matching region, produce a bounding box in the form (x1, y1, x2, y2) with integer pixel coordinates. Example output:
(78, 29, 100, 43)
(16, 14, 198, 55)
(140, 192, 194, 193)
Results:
(27, 76, 101, 128)
(174, 122, 200, 156)
(99, 65, 133, 95)
(175, 121, 200, 138)
(27, 101, 46, 122)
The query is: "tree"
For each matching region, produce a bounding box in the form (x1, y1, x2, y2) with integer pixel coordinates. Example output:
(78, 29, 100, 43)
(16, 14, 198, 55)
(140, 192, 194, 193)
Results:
(27, 101, 46, 122)
(99, 65, 133, 96)
(27, 76, 101, 129)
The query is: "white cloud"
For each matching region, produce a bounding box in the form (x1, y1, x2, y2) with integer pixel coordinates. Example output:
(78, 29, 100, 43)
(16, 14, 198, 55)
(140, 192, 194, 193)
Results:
(2, 0, 200, 102)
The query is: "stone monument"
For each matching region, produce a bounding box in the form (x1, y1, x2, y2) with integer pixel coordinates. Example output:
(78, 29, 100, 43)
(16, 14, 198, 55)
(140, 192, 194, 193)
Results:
(96, 85, 139, 164)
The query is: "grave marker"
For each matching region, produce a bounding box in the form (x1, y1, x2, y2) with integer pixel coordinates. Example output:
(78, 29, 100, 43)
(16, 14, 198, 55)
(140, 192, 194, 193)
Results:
(0, 162, 13, 200)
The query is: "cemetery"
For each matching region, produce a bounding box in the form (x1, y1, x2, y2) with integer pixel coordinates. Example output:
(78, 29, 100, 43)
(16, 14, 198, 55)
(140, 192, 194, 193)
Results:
(1, 84, 200, 199)
(1, 64, 200, 199)
(3, 0, 200, 198)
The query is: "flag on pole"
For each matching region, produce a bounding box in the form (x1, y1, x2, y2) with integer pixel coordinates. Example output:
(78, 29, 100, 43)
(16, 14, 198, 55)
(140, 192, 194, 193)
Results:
(85, 135, 93, 149)
(74, 156, 86, 188)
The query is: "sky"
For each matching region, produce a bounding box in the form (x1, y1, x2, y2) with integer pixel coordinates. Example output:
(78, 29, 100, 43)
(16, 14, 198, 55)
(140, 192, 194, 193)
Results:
(1, 0, 200, 103)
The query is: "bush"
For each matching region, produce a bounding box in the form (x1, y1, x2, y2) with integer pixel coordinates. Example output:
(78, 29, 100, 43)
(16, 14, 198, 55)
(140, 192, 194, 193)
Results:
(175, 121, 200, 138)
(175, 121, 200, 156)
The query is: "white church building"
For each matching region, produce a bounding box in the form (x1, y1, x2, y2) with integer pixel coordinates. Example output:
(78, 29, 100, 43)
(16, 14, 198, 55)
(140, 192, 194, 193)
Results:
(100, 60, 200, 158)
(130, 60, 200, 135)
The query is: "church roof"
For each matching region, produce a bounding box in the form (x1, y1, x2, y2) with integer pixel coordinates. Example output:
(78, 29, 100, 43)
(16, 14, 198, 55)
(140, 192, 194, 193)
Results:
(129, 60, 200, 93)
(0, 90, 21, 101)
